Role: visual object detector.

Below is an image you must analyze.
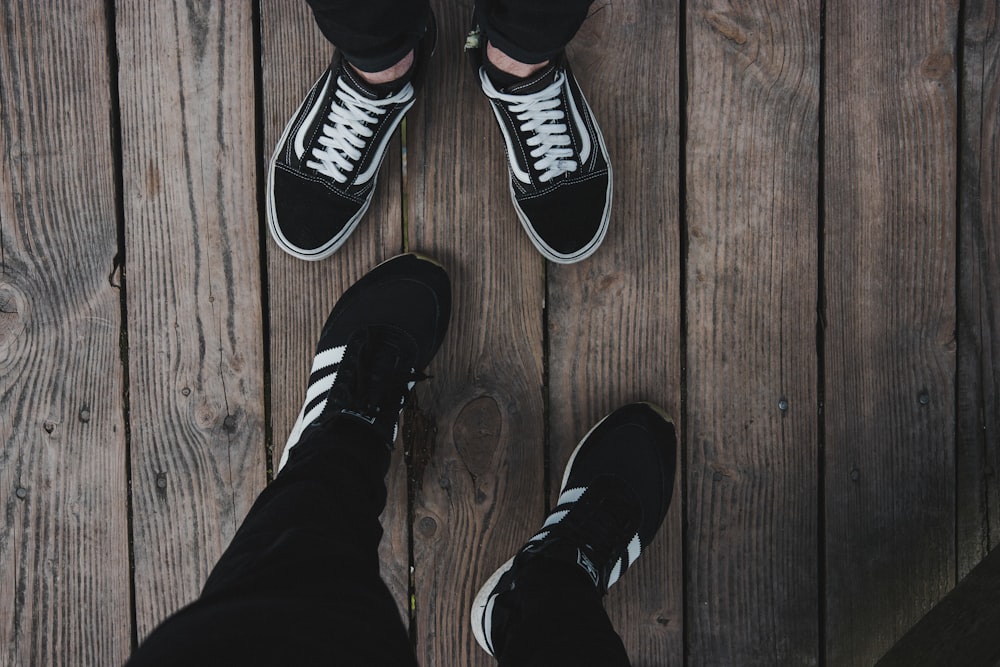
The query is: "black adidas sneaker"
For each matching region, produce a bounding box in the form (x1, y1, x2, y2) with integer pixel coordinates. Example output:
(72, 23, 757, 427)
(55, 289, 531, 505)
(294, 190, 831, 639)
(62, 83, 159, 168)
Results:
(267, 18, 436, 261)
(277, 254, 451, 470)
(470, 403, 676, 657)
(467, 27, 613, 264)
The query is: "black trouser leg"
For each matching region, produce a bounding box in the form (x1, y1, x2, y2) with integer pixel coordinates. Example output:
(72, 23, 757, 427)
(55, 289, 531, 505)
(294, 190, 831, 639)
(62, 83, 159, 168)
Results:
(304, 0, 592, 69)
(303, 0, 432, 72)
(476, 0, 597, 64)
(126, 420, 416, 667)
(497, 558, 631, 667)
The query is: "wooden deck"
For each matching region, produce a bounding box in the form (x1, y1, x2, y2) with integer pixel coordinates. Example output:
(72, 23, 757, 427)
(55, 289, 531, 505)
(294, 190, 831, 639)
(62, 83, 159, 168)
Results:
(1, 0, 997, 665)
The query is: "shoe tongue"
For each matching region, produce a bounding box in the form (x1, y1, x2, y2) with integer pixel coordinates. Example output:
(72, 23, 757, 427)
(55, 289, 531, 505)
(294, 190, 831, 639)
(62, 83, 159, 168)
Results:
(339, 64, 381, 100)
(356, 326, 407, 380)
(498, 63, 559, 95)
(340, 57, 413, 100)
(329, 328, 411, 439)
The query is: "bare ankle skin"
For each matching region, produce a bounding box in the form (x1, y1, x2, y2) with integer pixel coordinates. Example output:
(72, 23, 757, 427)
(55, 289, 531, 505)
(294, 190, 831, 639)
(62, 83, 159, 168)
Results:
(486, 41, 549, 78)
(349, 50, 415, 85)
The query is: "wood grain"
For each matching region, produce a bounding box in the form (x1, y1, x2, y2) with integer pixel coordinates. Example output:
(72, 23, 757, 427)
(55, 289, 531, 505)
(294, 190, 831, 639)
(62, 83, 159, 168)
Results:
(685, 1, 821, 665)
(548, 1, 683, 664)
(956, 0, 1000, 580)
(4, 1, 998, 663)
(0, 1, 130, 664)
(116, 0, 267, 640)
(407, 2, 546, 664)
(259, 0, 409, 624)
(823, 1, 959, 664)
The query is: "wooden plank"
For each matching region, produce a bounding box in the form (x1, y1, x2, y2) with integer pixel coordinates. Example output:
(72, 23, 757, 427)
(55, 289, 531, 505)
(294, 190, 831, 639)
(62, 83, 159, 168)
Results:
(684, 1, 821, 664)
(548, 1, 683, 663)
(259, 0, 408, 623)
(115, 0, 266, 639)
(876, 545, 1000, 667)
(823, 1, 959, 664)
(0, 1, 131, 664)
(956, 0, 1000, 580)
(408, 2, 546, 664)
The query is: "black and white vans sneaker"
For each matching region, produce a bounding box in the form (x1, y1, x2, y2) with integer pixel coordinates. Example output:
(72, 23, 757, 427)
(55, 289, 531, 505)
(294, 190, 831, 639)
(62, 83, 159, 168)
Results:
(267, 20, 436, 261)
(277, 254, 451, 470)
(470, 403, 676, 657)
(468, 29, 613, 264)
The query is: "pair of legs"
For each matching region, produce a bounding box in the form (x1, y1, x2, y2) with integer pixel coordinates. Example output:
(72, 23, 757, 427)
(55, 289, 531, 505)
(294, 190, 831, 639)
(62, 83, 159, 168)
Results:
(126, 419, 633, 666)
(303, 0, 593, 75)
(267, 1, 613, 264)
(127, 255, 676, 666)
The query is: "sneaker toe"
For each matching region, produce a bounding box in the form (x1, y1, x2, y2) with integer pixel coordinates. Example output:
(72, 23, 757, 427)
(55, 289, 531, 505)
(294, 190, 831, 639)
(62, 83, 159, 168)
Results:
(568, 404, 677, 541)
(517, 173, 610, 260)
(323, 254, 452, 370)
(270, 167, 367, 257)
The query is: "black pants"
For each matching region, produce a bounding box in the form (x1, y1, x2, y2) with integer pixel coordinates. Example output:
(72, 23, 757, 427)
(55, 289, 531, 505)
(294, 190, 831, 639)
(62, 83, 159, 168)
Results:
(304, 0, 596, 71)
(126, 420, 630, 666)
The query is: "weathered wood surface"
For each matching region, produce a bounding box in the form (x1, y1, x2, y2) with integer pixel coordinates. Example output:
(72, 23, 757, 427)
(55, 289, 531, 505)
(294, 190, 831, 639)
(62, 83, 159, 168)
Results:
(550, 1, 683, 664)
(685, 1, 821, 665)
(823, 1, 959, 665)
(4, 0, 1000, 665)
(407, 2, 546, 665)
(956, 0, 1000, 581)
(116, 0, 267, 640)
(876, 545, 1000, 667)
(259, 0, 410, 624)
(0, 1, 131, 664)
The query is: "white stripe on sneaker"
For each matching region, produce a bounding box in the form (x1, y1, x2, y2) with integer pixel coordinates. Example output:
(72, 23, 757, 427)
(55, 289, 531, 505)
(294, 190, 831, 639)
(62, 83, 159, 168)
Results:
(558, 486, 585, 504)
(277, 345, 350, 472)
(301, 400, 328, 432)
(626, 533, 642, 567)
(304, 371, 338, 407)
(543, 510, 569, 528)
(565, 76, 592, 164)
(608, 557, 623, 587)
(311, 345, 346, 372)
(294, 74, 332, 160)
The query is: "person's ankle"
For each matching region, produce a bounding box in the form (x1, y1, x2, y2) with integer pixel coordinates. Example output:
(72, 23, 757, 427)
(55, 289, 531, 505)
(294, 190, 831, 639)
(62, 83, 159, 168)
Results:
(485, 41, 548, 78)
(349, 50, 415, 86)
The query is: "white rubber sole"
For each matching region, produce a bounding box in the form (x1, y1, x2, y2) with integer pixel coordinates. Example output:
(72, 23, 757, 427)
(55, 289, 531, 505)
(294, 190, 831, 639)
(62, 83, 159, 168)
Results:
(470, 556, 515, 656)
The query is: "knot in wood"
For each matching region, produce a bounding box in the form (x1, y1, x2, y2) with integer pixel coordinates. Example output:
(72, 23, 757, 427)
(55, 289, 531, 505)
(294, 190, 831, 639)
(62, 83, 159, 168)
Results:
(194, 402, 215, 429)
(418, 516, 437, 537)
(921, 53, 953, 81)
(0, 283, 28, 363)
(453, 396, 502, 477)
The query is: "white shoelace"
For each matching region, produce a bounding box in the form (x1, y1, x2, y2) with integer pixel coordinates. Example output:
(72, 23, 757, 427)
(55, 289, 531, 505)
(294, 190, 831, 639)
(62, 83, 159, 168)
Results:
(481, 69, 578, 183)
(307, 77, 413, 183)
